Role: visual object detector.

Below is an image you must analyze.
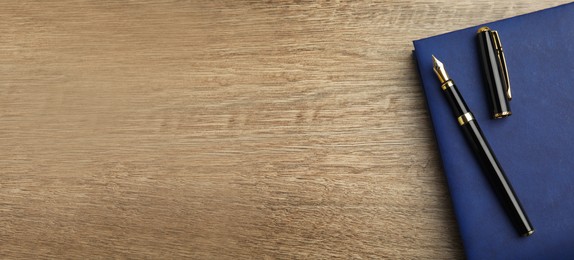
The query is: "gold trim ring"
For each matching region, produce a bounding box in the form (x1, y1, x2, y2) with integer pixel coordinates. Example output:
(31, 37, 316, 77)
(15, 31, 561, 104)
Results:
(457, 112, 475, 126)
(494, 111, 512, 118)
(441, 80, 454, 91)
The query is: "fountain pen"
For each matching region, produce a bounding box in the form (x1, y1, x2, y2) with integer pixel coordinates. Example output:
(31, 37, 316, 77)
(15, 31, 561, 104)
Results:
(432, 56, 534, 236)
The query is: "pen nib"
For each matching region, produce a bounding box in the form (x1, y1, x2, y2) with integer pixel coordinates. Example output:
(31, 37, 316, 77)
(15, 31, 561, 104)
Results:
(432, 55, 441, 68)
(432, 55, 450, 83)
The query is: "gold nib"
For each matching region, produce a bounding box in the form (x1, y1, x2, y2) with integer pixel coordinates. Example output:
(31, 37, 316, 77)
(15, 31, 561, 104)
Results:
(432, 55, 450, 84)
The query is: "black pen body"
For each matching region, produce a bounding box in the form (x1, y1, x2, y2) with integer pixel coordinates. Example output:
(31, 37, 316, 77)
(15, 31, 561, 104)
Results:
(442, 80, 534, 236)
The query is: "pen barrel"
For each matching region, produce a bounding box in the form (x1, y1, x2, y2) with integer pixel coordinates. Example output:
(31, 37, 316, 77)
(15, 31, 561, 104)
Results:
(461, 120, 534, 236)
(442, 80, 472, 117)
(443, 80, 533, 236)
(477, 30, 511, 118)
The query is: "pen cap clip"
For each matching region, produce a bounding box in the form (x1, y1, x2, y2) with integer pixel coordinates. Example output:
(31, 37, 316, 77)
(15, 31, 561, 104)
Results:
(491, 30, 512, 100)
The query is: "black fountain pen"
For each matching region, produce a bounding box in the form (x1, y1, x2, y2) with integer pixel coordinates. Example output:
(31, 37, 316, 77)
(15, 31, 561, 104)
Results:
(432, 56, 534, 236)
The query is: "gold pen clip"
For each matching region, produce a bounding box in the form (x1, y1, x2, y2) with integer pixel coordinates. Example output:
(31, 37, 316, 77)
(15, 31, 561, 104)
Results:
(491, 30, 512, 100)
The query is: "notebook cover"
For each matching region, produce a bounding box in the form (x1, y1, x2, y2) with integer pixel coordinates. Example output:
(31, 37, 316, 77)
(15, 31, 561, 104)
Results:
(413, 3, 574, 259)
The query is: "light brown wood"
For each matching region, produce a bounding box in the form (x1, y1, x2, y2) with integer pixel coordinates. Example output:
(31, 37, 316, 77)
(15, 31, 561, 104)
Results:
(0, 1, 569, 258)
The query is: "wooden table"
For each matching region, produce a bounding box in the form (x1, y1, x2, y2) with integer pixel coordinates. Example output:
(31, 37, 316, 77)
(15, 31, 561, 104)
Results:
(1, 1, 569, 258)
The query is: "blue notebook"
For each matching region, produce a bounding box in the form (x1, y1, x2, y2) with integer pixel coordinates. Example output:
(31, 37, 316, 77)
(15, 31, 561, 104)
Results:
(413, 3, 574, 259)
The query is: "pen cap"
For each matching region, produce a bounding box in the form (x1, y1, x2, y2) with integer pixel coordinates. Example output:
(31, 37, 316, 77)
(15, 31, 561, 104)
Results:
(477, 27, 512, 119)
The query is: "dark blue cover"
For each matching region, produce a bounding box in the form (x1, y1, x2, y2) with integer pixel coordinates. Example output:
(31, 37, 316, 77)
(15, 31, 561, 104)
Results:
(413, 3, 574, 259)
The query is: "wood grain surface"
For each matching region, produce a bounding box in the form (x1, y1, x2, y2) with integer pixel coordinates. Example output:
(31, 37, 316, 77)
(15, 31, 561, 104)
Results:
(0, 1, 570, 259)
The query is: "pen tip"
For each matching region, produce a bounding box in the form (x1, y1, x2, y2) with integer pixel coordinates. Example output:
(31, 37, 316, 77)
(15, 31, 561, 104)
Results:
(431, 55, 439, 66)
(432, 55, 444, 69)
(431, 55, 449, 83)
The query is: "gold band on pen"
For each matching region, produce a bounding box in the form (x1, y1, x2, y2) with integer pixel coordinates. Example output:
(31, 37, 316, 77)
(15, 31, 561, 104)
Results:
(457, 112, 475, 126)
(441, 80, 454, 91)
(494, 111, 512, 118)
